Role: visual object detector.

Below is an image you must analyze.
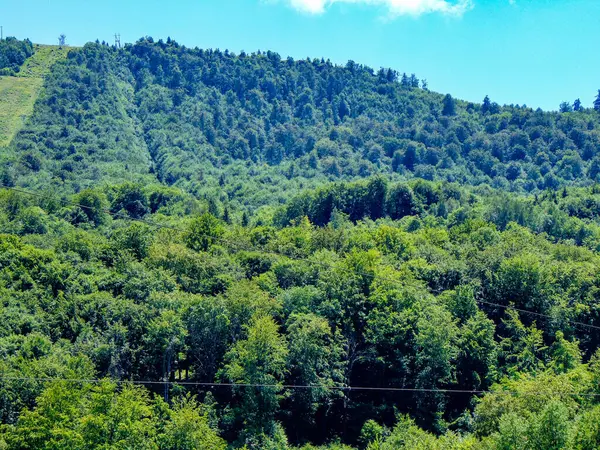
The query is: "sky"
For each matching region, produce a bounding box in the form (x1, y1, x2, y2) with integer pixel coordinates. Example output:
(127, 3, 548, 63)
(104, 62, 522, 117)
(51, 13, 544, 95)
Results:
(1, 0, 598, 111)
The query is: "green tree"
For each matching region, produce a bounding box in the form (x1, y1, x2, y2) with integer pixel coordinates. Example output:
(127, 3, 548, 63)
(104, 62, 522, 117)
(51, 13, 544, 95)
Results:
(456, 311, 497, 390)
(111, 183, 150, 219)
(112, 222, 152, 260)
(482, 95, 492, 114)
(528, 400, 570, 450)
(184, 213, 224, 252)
(219, 315, 288, 438)
(571, 404, 600, 449)
(442, 94, 456, 116)
(494, 412, 528, 450)
(74, 189, 108, 226)
(559, 101, 572, 113)
(549, 331, 581, 373)
(414, 304, 459, 429)
(386, 184, 419, 220)
(159, 395, 226, 450)
(285, 313, 346, 440)
(501, 310, 547, 375)
(143, 310, 187, 401)
(4, 382, 158, 450)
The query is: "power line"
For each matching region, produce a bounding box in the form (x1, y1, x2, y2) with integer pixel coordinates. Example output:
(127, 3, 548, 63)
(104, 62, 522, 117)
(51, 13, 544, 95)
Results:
(2, 184, 600, 332)
(2, 376, 599, 398)
(0, 376, 485, 394)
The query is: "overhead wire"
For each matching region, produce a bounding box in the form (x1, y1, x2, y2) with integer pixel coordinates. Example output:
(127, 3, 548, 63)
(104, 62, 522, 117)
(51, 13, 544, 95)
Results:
(0, 376, 486, 394)
(1, 376, 600, 398)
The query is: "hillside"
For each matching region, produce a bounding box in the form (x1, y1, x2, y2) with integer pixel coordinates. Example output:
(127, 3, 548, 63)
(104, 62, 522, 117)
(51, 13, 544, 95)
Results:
(3, 37, 600, 449)
(3, 38, 600, 213)
(0, 76, 43, 146)
(0, 43, 69, 148)
(15, 44, 71, 78)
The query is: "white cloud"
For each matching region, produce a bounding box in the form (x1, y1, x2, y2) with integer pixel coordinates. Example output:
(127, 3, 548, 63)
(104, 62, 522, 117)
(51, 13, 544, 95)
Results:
(281, 0, 474, 16)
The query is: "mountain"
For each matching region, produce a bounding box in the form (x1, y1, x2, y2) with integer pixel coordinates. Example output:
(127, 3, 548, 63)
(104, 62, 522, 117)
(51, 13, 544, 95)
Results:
(2, 37, 600, 449)
(2, 37, 600, 212)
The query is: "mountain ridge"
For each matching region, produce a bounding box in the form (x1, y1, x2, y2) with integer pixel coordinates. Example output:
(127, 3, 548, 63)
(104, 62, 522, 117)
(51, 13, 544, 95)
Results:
(2, 37, 599, 215)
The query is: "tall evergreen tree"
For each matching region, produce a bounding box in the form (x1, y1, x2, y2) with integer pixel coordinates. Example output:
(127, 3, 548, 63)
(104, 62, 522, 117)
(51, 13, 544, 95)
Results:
(442, 94, 456, 116)
(559, 101, 572, 113)
(482, 95, 492, 115)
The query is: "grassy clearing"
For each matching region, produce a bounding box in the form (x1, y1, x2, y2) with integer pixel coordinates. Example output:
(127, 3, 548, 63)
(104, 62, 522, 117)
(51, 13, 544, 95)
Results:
(16, 44, 71, 78)
(0, 76, 44, 146)
(0, 44, 69, 147)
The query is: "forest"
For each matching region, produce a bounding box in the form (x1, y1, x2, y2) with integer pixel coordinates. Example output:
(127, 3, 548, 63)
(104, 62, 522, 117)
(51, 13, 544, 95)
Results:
(1, 37, 600, 449)
(0, 38, 34, 76)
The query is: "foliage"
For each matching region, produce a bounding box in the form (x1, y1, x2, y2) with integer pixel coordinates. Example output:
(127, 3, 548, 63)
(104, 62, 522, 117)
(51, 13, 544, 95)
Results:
(4, 37, 600, 212)
(3, 35, 600, 449)
(0, 37, 34, 75)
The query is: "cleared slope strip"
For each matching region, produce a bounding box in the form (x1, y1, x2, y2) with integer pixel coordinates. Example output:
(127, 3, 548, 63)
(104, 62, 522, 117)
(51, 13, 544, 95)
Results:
(0, 76, 43, 147)
(0, 45, 69, 147)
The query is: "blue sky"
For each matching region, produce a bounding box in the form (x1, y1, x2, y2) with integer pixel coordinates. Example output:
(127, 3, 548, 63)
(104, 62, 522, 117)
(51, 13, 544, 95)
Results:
(1, 0, 598, 110)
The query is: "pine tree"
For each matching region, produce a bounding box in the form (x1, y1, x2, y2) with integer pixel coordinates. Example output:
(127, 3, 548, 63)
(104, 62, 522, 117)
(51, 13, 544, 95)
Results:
(338, 97, 350, 120)
(594, 90, 600, 112)
(409, 73, 419, 88)
(401, 72, 409, 87)
(222, 206, 231, 224)
(442, 94, 456, 116)
(482, 95, 492, 115)
(559, 101, 572, 113)
(241, 211, 249, 227)
(573, 98, 582, 111)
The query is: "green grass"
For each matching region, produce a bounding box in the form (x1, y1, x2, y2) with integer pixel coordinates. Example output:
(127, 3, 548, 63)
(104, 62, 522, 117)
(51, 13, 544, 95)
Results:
(0, 44, 70, 147)
(16, 44, 71, 78)
(0, 76, 44, 146)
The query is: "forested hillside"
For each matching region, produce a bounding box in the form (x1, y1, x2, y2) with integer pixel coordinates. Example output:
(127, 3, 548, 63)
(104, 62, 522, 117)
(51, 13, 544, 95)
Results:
(3, 38, 600, 212)
(2, 37, 600, 449)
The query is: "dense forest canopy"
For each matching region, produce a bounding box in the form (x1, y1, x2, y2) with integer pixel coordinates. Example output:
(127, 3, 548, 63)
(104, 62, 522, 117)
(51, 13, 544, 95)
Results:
(1, 37, 600, 449)
(0, 37, 34, 76)
(3, 37, 600, 214)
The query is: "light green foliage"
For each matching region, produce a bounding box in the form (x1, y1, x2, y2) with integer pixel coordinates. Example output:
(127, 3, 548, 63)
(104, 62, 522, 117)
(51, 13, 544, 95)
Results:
(4, 35, 600, 449)
(15, 45, 70, 78)
(359, 420, 388, 448)
(494, 413, 528, 450)
(112, 222, 153, 260)
(549, 331, 582, 373)
(0, 76, 43, 147)
(0, 42, 67, 147)
(2, 382, 224, 450)
(4, 37, 600, 210)
(184, 213, 224, 252)
(286, 313, 346, 438)
(527, 400, 570, 450)
(2, 182, 600, 447)
(570, 404, 600, 449)
(158, 395, 226, 450)
(3, 382, 158, 449)
(501, 310, 547, 375)
(220, 315, 288, 438)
